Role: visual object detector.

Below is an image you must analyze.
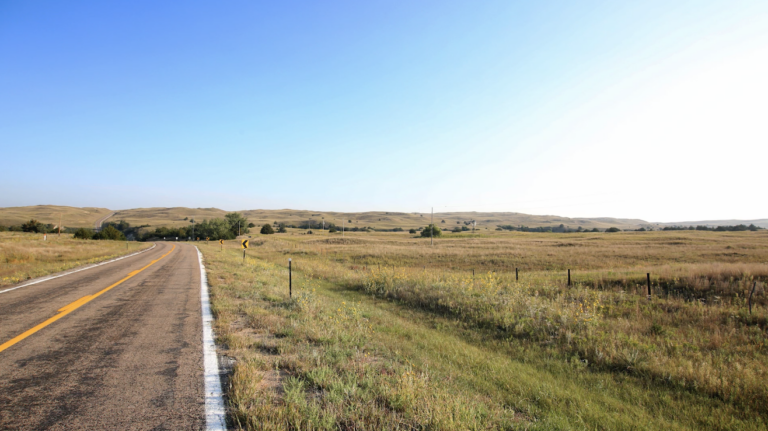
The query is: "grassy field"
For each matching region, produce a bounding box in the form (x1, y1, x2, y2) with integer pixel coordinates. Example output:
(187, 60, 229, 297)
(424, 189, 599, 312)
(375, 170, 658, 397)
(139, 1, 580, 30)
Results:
(0, 232, 150, 286)
(0, 205, 112, 229)
(200, 229, 768, 430)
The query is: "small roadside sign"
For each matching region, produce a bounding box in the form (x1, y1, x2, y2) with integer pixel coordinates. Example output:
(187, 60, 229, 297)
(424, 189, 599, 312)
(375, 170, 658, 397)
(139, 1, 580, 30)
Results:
(241, 239, 249, 249)
(219, 239, 224, 245)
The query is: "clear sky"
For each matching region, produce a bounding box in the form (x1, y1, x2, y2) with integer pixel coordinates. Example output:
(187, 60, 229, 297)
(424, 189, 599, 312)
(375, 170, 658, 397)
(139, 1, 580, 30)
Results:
(1, 1, 766, 222)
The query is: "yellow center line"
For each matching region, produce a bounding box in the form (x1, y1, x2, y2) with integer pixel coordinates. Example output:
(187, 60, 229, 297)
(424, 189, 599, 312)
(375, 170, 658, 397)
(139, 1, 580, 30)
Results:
(0, 244, 176, 354)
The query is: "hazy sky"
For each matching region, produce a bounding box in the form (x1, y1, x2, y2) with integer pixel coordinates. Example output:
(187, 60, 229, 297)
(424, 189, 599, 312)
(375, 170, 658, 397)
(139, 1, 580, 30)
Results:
(1, 1, 766, 222)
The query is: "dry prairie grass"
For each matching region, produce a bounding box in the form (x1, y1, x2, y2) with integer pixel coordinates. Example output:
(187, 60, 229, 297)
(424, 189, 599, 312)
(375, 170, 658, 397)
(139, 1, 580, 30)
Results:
(0, 232, 150, 285)
(202, 229, 768, 429)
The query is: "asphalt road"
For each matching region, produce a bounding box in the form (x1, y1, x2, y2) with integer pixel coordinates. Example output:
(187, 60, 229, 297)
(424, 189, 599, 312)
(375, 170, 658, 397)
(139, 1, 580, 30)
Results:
(94, 212, 115, 232)
(0, 242, 207, 430)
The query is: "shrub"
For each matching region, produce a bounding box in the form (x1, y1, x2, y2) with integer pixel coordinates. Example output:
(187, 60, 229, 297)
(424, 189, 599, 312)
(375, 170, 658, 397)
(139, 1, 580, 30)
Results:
(0, 225, 6, 232)
(606, 227, 621, 233)
(93, 225, 126, 241)
(248, 222, 256, 228)
(329, 226, 338, 233)
(453, 227, 462, 233)
(260, 224, 275, 234)
(278, 224, 287, 233)
(73, 228, 93, 239)
(420, 224, 442, 238)
(409, 228, 417, 234)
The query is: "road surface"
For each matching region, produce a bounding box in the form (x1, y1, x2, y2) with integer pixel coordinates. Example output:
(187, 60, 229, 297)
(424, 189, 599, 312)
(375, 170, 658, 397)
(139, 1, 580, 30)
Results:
(94, 212, 115, 232)
(0, 242, 209, 430)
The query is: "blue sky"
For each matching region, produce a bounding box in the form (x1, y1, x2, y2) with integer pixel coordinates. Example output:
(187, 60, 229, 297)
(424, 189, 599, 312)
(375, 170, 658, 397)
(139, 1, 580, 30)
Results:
(1, 1, 766, 222)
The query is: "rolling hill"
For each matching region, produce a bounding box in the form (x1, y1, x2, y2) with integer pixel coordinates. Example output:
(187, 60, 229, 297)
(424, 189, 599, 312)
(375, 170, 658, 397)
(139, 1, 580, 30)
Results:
(0, 205, 113, 229)
(0, 205, 652, 231)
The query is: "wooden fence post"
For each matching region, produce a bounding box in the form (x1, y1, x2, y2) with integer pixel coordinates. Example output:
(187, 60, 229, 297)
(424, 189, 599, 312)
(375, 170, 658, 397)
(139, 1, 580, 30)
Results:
(647, 273, 651, 299)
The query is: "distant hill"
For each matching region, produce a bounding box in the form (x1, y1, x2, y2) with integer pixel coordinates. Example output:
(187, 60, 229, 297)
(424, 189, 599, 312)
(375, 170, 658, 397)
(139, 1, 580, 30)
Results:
(659, 219, 768, 229)
(0, 205, 113, 228)
(0, 205, 652, 231)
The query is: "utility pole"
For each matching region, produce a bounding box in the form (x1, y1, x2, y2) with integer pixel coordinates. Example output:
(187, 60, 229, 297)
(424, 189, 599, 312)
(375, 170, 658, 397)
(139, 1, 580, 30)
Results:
(238, 221, 241, 237)
(430, 207, 433, 246)
(322, 217, 325, 231)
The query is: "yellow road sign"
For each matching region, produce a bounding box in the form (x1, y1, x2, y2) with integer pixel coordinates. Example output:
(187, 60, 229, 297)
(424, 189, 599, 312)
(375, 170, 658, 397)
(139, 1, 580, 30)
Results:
(206, 237, 209, 241)
(241, 239, 249, 249)
(219, 239, 224, 244)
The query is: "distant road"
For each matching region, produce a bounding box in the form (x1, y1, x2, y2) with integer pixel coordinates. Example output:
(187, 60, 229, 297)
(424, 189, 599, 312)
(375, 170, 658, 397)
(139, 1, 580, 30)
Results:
(0, 243, 208, 430)
(94, 212, 115, 232)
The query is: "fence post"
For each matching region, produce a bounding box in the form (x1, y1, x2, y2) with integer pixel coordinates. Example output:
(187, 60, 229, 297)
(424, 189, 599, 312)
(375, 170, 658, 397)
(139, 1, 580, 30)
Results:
(289, 258, 292, 299)
(568, 269, 571, 287)
(516, 268, 518, 281)
(647, 273, 651, 299)
(749, 281, 757, 314)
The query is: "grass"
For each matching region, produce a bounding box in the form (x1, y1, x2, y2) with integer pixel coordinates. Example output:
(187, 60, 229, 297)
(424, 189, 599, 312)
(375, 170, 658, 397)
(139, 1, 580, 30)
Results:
(0, 232, 151, 286)
(200, 229, 768, 430)
(0, 205, 112, 228)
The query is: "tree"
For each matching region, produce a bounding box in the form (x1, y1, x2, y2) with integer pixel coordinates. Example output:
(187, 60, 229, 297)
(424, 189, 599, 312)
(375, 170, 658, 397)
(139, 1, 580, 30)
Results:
(420, 224, 442, 238)
(452, 226, 461, 233)
(441, 220, 445, 223)
(409, 228, 417, 234)
(329, 226, 338, 233)
(194, 218, 234, 240)
(606, 227, 620, 233)
(278, 223, 287, 233)
(22, 219, 45, 233)
(260, 224, 275, 234)
(248, 222, 256, 228)
(225, 212, 250, 237)
(73, 228, 93, 239)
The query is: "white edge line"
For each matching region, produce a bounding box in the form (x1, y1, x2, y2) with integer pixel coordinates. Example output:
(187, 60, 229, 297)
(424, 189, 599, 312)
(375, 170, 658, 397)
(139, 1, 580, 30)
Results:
(196, 246, 226, 431)
(0, 243, 158, 295)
